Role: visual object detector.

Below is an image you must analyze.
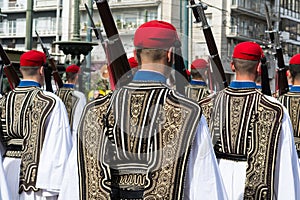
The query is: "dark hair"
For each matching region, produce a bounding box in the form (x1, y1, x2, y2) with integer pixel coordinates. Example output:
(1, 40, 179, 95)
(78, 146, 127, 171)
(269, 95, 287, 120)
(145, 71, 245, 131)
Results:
(20, 67, 40, 76)
(136, 48, 167, 65)
(232, 58, 259, 74)
(190, 68, 206, 80)
(66, 72, 78, 82)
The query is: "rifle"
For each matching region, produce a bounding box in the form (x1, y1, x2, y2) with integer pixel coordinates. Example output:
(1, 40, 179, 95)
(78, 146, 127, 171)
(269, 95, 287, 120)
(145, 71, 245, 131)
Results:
(189, 0, 228, 88)
(84, 3, 105, 45)
(85, 3, 115, 89)
(0, 44, 20, 90)
(43, 63, 54, 92)
(174, 43, 190, 95)
(260, 56, 271, 96)
(0, 61, 4, 93)
(264, 3, 289, 96)
(94, 0, 132, 90)
(35, 30, 64, 90)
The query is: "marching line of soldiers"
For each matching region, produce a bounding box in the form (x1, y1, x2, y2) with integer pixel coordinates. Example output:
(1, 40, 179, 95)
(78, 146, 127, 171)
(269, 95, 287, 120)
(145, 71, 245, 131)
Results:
(0, 19, 300, 200)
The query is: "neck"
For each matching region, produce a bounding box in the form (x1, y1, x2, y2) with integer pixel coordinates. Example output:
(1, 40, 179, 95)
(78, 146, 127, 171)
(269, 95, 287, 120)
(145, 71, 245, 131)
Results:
(293, 78, 300, 85)
(235, 74, 256, 82)
(140, 63, 170, 77)
(66, 81, 76, 84)
(22, 77, 41, 85)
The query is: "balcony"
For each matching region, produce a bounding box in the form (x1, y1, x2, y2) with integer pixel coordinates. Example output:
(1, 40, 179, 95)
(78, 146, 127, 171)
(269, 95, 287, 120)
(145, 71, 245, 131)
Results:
(230, 3, 275, 21)
(80, 0, 160, 10)
(110, 0, 160, 9)
(227, 25, 265, 43)
(2, 0, 61, 13)
(0, 17, 59, 38)
(0, 1, 26, 13)
(35, 0, 62, 11)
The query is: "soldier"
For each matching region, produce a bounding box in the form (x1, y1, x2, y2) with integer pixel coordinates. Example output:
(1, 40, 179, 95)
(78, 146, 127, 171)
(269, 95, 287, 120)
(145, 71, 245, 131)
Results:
(278, 53, 300, 158)
(0, 50, 72, 199)
(199, 41, 300, 199)
(185, 58, 211, 102)
(58, 20, 227, 200)
(56, 64, 87, 143)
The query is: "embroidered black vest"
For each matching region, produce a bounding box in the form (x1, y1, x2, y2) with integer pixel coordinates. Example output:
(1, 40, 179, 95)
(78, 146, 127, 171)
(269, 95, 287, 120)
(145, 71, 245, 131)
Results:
(56, 87, 79, 130)
(0, 87, 55, 192)
(185, 84, 210, 103)
(278, 92, 300, 156)
(200, 88, 283, 200)
(77, 82, 202, 200)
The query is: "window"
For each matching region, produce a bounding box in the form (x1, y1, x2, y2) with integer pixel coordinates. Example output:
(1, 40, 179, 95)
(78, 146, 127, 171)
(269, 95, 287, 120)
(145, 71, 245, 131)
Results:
(34, 17, 56, 34)
(8, 20, 16, 36)
(16, 18, 25, 35)
(0, 21, 4, 35)
(114, 10, 155, 30)
(282, 19, 290, 32)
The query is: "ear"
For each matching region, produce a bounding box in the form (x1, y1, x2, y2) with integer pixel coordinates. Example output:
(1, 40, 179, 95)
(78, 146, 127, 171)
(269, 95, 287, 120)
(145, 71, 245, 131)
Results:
(230, 61, 235, 72)
(167, 47, 174, 63)
(286, 69, 291, 77)
(256, 62, 261, 74)
(39, 66, 44, 76)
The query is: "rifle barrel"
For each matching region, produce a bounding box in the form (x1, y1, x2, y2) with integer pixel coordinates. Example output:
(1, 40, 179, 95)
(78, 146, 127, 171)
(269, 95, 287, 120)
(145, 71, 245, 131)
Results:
(95, 0, 132, 89)
(189, 0, 228, 88)
(36, 31, 64, 89)
(0, 44, 20, 89)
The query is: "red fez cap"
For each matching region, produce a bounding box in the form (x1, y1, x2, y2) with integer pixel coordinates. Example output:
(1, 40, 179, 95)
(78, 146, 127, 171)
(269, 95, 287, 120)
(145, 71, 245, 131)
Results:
(186, 69, 191, 76)
(134, 20, 180, 49)
(289, 54, 300, 73)
(128, 57, 138, 68)
(20, 50, 46, 67)
(66, 64, 80, 73)
(289, 54, 300, 65)
(232, 41, 263, 61)
(191, 59, 209, 69)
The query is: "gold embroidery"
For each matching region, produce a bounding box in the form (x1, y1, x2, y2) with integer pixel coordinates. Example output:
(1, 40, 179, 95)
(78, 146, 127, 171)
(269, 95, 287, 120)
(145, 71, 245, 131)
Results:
(199, 94, 215, 130)
(278, 93, 300, 152)
(230, 97, 245, 151)
(78, 96, 111, 200)
(56, 88, 79, 130)
(206, 88, 283, 200)
(0, 87, 55, 192)
(130, 94, 145, 150)
(78, 84, 201, 200)
(185, 85, 210, 103)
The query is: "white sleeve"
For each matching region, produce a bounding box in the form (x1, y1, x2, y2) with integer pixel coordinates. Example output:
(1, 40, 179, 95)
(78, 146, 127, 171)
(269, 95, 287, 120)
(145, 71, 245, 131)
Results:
(275, 109, 300, 199)
(72, 92, 86, 144)
(35, 97, 73, 194)
(0, 154, 11, 200)
(184, 115, 228, 200)
(57, 145, 80, 200)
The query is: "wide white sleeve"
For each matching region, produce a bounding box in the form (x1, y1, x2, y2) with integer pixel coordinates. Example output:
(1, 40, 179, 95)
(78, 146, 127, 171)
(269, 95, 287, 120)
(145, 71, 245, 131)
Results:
(57, 145, 80, 200)
(35, 97, 73, 194)
(72, 92, 86, 143)
(0, 154, 10, 200)
(184, 115, 228, 200)
(275, 108, 300, 199)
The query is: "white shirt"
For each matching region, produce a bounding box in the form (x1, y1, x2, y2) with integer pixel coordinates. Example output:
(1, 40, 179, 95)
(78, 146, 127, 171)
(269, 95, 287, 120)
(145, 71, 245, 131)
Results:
(71, 90, 86, 143)
(0, 153, 10, 200)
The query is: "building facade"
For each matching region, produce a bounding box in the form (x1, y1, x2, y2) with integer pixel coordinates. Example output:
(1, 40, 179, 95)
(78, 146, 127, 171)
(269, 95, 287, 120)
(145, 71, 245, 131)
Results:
(0, 0, 300, 93)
